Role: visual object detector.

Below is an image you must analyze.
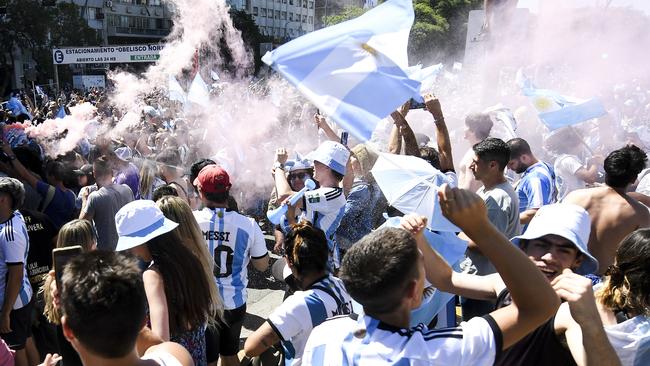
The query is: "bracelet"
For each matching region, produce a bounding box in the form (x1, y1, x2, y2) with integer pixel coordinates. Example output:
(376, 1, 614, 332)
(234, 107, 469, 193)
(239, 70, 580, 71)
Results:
(272, 162, 284, 171)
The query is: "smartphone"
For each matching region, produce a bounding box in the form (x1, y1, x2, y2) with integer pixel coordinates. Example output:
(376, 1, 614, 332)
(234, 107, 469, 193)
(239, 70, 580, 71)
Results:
(340, 131, 349, 147)
(52, 246, 83, 290)
(409, 98, 427, 110)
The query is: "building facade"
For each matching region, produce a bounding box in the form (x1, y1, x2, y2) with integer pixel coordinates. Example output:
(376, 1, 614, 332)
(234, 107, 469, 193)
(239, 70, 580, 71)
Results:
(72, 0, 173, 45)
(230, 0, 315, 39)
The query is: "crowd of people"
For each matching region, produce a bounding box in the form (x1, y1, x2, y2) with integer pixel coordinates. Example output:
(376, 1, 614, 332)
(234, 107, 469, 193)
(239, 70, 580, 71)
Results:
(0, 73, 647, 366)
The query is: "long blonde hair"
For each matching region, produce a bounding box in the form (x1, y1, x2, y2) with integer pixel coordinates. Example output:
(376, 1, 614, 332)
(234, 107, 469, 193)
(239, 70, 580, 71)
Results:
(43, 219, 97, 323)
(156, 196, 224, 322)
(139, 159, 159, 200)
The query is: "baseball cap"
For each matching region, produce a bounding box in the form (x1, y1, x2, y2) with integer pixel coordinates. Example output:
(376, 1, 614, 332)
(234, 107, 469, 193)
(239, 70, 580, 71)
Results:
(306, 141, 350, 175)
(511, 203, 598, 275)
(115, 200, 179, 251)
(194, 164, 232, 194)
(285, 153, 313, 172)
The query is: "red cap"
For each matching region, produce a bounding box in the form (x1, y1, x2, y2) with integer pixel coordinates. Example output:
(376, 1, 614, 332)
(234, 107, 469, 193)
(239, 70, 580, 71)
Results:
(194, 165, 231, 193)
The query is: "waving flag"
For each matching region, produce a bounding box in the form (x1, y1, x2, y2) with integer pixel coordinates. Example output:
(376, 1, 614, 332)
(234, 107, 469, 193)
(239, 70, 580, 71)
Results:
(56, 106, 67, 119)
(262, 0, 421, 141)
(187, 73, 210, 107)
(7, 96, 32, 119)
(517, 70, 606, 130)
(168, 75, 187, 104)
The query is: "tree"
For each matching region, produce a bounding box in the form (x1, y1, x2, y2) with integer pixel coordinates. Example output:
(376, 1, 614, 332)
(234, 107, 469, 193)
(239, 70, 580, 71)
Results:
(323, 6, 367, 26)
(0, 0, 99, 95)
(321, 0, 482, 64)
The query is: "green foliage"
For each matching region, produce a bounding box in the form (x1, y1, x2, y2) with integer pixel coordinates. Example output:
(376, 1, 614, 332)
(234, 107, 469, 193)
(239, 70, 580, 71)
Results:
(0, 0, 99, 91)
(323, 6, 368, 26)
(320, 0, 482, 63)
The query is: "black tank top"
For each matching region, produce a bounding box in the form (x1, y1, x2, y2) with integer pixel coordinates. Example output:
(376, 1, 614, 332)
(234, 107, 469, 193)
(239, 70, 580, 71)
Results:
(493, 289, 577, 366)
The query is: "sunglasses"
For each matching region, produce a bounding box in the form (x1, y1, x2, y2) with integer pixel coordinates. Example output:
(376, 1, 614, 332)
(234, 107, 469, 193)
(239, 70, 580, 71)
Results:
(288, 172, 311, 181)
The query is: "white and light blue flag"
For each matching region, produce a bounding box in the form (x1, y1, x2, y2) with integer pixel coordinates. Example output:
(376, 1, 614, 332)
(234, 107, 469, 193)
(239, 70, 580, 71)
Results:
(407, 63, 443, 96)
(262, 0, 421, 141)
(517, 69, 607, 131)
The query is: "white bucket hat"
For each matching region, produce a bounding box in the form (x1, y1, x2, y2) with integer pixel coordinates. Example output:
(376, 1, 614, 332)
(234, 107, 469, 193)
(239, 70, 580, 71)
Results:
(307, 141, 349, 175)
(511, 203, 599, 275)
(115, 200, 179, 251)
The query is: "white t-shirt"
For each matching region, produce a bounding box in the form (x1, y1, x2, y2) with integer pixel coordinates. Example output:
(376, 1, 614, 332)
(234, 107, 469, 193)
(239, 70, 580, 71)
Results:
(142, 350, 183, 366)
(0, 211, 32, 309)
(303, 314, 502, 366)
(554, 154, 586, 201)
(193, 208, 268, 310)
(268, 274, 353, 366)
(635, 168, 650, 196)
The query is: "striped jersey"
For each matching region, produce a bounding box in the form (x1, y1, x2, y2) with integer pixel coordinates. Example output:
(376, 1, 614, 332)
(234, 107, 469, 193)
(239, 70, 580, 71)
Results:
(193, 208, 268, 310)
(0, 211, 32, 309)
(515, 161, 556, 212)
(268, 274, 353, 366)
(301, 187, 346, 270)
(303, 313, 502, 366)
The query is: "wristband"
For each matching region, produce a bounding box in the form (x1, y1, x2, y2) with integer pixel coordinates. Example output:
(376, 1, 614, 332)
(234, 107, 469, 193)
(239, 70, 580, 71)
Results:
(272, 162, 284, 171)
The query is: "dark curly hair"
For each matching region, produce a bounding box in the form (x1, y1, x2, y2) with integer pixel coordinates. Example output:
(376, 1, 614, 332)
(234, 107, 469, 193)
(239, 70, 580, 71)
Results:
(604, 144, 647, 188)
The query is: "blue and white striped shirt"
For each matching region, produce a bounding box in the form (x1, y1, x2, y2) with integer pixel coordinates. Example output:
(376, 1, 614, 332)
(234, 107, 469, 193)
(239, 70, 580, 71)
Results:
(301, 187, 347, 270)
(0, 211, 32, 310)
(303, 313, 502, 366)
(515, 161, 556, 212)
(268, 274, 353, 366)
(193, 208, 268, 310)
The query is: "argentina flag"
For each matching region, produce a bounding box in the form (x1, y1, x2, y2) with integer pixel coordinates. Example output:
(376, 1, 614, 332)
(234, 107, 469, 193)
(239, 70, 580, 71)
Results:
(517, 69, 607, 131)
(262, 0, 421, 141)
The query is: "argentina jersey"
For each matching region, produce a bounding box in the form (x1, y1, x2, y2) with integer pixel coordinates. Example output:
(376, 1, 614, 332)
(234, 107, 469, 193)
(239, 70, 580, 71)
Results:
(303, 313, 502, 366)
(516, 161, 557, 212)
(193, 208, 267, 310)
(302, 187, 346, 270)
(0, 211, 32, 310)
(267, 274, 353, 366)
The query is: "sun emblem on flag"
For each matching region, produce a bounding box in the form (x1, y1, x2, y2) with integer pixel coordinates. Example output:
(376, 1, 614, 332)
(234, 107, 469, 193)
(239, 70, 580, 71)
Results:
(533, 96, 556, 112)
(360, 43, 378, 56)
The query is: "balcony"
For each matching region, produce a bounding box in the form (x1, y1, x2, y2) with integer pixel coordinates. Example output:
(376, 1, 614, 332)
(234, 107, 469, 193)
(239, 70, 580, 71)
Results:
(107, 26, 169, 37)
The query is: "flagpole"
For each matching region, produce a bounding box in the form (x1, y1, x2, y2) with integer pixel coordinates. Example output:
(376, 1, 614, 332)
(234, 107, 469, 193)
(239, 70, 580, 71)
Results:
(568, 126, 595, 156)
(31, 81, 38, 111)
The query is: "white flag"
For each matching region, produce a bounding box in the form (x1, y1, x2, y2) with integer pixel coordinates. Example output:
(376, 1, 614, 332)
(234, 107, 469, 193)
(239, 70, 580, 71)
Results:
(187, 73, 210, 107)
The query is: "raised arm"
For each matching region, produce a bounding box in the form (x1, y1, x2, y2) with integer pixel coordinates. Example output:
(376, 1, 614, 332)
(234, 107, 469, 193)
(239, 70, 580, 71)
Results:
(552, 269, 621, 366)
(273, 147, 294, 202)
(400, 214, 502, 301)
(390, 108, 421, 157)
(314, 114, 340, 143)
(424, 94, 454, 171)
(1, 143, 38, 188)
(439, 185, 560, 349)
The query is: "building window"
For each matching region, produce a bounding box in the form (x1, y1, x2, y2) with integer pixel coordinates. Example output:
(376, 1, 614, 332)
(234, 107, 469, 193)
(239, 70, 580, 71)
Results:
(281, 11, 286, 19)
(308, 15, 313, 24)
(308, 1, 313, 9)
(302, 0, 307, 8)
(289, 0, 293, 5)
(253, 7, 258, 15)
(275, 10, 280, 19)
(149, 0, 162, 5)
(289, 13, 293, 21)
(302, 14, 306, 22)
(261, 8, 267, 17)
